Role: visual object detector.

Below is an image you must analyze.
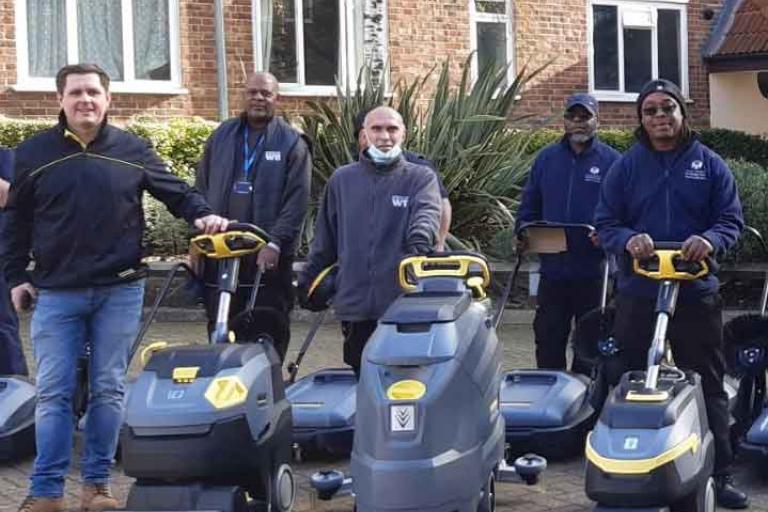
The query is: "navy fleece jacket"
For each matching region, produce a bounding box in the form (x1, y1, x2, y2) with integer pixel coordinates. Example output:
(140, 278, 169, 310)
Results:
(516, 137, 620, 280)
(594, 139, 743, 301)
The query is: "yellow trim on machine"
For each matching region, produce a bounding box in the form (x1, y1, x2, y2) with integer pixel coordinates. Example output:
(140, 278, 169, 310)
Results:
(387, 380, 427, 401)
(633, 250, 708, 281)
(585, 432, 700, 475)
(172, 366, 200, 384)
(191, 230, 267, 259)
(205, 376, 248, 409)
(140, 341, 168, 366)
(309, 264, 337, 297)
(625, 390, 671, 402)
(398, 254, 491, 291)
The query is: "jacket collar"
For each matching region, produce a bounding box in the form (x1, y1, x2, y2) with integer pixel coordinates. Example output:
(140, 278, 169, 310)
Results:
(559, 134, 598, 156)
(57, 110, 110, 149)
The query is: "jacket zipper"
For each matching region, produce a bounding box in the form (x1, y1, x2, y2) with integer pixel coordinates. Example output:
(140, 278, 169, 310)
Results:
(565, 156, 576, 220)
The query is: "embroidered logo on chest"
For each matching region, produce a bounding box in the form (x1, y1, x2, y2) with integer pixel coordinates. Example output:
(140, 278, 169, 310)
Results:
(684, 160, 707, 181)
(265, 151, 281, 161)
(392, 195, 409, 208)
(584, 166, 602, 183)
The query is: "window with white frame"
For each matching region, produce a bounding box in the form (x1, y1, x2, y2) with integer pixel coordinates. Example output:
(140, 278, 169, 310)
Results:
(589, 1, 687, 99)
(469, 0, 514, 85)
(253, 0, 368, 94)
(15, 0, 182, 93)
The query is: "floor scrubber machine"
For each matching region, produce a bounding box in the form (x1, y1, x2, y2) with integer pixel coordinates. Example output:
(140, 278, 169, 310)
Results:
(310, 253, 546, 512)
(723, 226, 768, 463)
(500, 221, 608, 460)
(285, 264, 357, 459)
(121, 223, 295, 512)
(585, 242, 716, 512)
(0, 374, 35, 461)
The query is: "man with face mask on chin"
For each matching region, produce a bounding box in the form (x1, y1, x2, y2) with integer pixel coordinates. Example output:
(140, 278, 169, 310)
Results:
(298, 106, 441, 378)
(516, 93, 621, 372)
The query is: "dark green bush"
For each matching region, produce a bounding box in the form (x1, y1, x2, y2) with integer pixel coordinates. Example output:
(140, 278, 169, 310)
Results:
(729, 159, 768, 263)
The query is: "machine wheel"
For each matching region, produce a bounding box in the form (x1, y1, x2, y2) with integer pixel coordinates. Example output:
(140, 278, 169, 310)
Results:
(477, 472, 496, 512)
(671, 476, 715, 512)
(270, 463, 295, 512)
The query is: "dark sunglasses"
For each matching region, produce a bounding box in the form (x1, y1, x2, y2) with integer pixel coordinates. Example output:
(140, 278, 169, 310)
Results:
(641, 104, 677, 117)
(563, 111, 594, 121)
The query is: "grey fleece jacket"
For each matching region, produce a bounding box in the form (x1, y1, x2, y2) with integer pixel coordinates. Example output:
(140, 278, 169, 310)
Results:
(303, 152, 441, 321)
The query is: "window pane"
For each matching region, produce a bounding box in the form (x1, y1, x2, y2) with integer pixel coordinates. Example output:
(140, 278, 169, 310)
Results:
(623, 28, 651, 93)
(26, 0, 67, 77)
(658, 9, 680, 87)
(304, 0, 339, 85)
(133, 0, 171, 80)
(593, 5, 618, 90)
(269, 0, 297, 83)
(78, 0, 124, 80)
(477, 21, 507, 81)
(475, 0, 506, 14)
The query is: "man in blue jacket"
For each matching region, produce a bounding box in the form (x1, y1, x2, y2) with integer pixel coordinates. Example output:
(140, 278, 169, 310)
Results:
(595, 79, 747, 509)
(0, 147, 26, 376)
(516, 93, 620, 370)
(299, 106, 441, 378)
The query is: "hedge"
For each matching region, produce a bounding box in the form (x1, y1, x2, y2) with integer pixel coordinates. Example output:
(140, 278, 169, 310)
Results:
(2, 117, 768, 260)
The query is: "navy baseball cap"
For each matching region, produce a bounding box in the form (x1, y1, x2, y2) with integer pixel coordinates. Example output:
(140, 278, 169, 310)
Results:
(565, 93, 599, 116)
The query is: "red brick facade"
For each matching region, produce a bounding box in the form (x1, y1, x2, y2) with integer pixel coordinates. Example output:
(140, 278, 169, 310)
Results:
(0, 0, 720, 128)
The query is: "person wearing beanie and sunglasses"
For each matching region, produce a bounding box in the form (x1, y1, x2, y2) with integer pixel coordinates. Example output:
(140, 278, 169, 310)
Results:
(595, 79, 748, 509)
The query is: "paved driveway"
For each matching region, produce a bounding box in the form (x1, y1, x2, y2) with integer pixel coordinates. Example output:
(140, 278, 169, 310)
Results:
(2, 317, 768, 511)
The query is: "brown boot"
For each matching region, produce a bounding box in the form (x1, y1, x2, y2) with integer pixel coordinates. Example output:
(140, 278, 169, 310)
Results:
(17, 496, 66, 512)
(80, 483, 118, 512)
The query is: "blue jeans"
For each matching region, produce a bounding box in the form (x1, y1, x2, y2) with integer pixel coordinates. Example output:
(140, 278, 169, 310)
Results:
(29, 280, 144, 497)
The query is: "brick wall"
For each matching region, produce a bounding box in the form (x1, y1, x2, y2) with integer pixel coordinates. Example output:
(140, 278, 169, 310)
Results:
(0, 0, 720, 128)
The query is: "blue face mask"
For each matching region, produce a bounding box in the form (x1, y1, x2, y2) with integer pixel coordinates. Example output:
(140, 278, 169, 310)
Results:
(367, 144, 403, 165)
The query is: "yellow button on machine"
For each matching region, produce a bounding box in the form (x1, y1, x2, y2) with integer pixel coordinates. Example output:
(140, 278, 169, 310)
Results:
(205, 376, 249, 409)
(172, 366, 200, 384)
(387, 380, 427, 401)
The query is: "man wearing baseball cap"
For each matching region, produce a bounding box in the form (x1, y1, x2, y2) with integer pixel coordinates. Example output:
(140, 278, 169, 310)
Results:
(516, 93, 621, 371)
(595, 79, 748, 509)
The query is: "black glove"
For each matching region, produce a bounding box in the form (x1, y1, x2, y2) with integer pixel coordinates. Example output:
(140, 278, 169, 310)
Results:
(295, 276, 330, 312)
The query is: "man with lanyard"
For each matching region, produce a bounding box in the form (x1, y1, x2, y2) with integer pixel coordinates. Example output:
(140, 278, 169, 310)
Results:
(0, 146, 26, 376)
(595, 79, 748, 509)
(195, 71, 311, 361)
(516, 93, 620, 371)
(353, 108, 452, 251)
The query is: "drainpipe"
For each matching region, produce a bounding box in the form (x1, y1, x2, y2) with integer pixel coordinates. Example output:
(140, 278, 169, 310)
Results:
(214, 0, 229, 121)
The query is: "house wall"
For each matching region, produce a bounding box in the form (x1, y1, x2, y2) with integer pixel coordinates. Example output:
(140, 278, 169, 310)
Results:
(0, 0, 719, 129)
(710, 71, 768, 136)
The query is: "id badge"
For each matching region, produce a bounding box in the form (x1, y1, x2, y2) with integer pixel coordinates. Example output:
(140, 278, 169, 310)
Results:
(233, 180, 253, 194)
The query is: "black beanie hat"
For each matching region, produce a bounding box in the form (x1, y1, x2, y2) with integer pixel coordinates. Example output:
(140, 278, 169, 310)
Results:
(636, 79, 687, 119)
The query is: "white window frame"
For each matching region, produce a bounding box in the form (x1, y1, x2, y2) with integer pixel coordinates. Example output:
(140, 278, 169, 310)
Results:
(587, 0, 688, 102)
(13, 0, 185, 94)
(252, 0, 366, 96)
(469, 0, 515, 85)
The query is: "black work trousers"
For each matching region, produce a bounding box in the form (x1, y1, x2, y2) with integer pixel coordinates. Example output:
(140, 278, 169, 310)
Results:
(203, 255, 294, 362)
(533, 276, 603, 371)
(613, 293, 732, 474)
(341, 320, 378, 379)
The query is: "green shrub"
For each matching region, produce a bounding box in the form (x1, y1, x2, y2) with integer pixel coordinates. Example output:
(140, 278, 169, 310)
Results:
(701, 129, 768, 169)
(729, 159, 768, 263)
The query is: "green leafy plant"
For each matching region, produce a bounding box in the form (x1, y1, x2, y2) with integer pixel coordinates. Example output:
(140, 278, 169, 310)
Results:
(300, 57, 549, 255)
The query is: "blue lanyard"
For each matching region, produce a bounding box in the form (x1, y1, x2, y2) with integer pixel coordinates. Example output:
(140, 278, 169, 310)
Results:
(242, 127, 265, 180)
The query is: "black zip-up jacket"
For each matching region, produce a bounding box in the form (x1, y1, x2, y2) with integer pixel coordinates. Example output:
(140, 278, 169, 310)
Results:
(1, 119, 213, 290)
